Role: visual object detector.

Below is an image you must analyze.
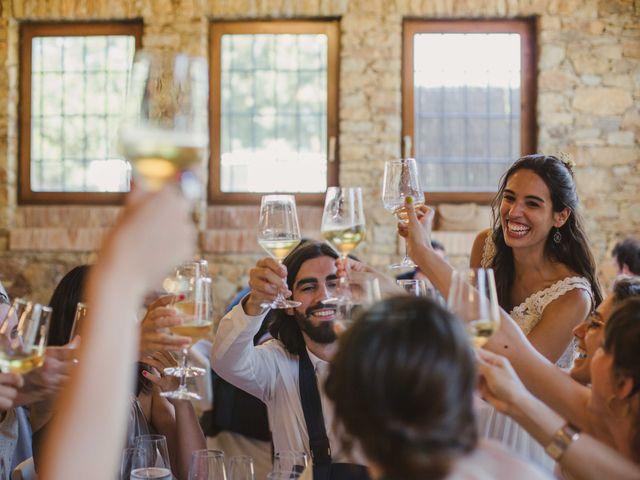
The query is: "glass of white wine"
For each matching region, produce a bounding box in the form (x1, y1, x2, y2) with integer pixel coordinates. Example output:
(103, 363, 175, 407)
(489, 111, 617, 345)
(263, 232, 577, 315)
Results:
(189, 449, 227, 480)
(320, 187, 366, 304)
(0, 299, 52, 374)
(382, 158, 423, 269)
(119, 49, 209, 200)
(257, 195, 302, 309)
(447, 268, 501, 348)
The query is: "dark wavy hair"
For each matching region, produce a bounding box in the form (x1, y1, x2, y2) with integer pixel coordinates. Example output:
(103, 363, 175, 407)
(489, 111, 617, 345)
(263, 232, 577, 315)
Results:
(267, 240, 338, 355)
(612, 238, 640, 276)
(612, 276, 640, 304)
(325, 296, 477, 479)
(489, 154, 602, 309)
(603, 297, 640, 462)
(47, 265, 90, 346)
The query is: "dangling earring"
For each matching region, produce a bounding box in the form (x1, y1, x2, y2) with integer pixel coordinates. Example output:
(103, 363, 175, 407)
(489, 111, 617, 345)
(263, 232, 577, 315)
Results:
(553, 228, 562, 244)
(606, 394, 630, 418)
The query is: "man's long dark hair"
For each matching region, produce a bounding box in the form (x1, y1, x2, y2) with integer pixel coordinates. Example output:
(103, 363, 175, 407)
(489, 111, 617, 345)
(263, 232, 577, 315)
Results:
(267, 241, 338, 355)
(489, 154, 602, 309)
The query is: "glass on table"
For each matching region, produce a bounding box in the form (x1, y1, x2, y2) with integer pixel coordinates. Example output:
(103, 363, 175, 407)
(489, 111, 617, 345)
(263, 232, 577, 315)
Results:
(189, 449, 227, 480)
(272, 451, 309, 476)
(447, 268, 501, 348)
(0, 298, 52, 374)
(382, 158, 423, 269)
(257, 194, 302, 309)
(120, 447, 144, 480)
(267, 472, 301, 480)
(132, 434, 172, 479)
(396, 278, 428, 297)
(227, 455, 254, 480)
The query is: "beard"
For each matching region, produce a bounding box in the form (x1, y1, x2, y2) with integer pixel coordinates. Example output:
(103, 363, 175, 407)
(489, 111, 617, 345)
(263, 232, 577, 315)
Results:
(293, 302, 337, 344)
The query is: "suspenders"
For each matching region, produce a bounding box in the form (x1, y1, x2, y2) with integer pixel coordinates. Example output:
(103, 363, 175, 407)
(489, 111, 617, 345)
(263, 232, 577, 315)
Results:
(298, 348, 371, 480)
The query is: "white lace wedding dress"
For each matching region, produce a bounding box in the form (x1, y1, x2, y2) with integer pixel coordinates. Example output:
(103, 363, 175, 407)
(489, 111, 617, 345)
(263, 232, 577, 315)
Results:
(475, 235, 592, 472)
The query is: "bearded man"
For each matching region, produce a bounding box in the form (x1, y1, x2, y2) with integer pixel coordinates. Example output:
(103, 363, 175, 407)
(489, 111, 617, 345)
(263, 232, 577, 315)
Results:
(212, 241, 369, 479)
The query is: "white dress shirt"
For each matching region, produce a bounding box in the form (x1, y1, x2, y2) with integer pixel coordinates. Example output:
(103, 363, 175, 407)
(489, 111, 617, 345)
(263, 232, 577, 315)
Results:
(211, 303, 362, 464)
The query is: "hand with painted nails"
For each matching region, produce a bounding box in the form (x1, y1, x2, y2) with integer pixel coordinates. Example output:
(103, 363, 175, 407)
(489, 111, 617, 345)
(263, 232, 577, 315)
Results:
(244, 257, 291, 316)
(139, 294, 191, 355)
(397, 197, 435, 263)
(140, 351, 180, 393)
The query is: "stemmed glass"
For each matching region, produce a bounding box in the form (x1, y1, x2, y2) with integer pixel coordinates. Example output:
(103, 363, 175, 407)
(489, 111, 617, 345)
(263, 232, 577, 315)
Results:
(131, 434, 172, 479)
(227, 455, 255, 480)
(189, 450, 227, 480)
(396, 279, 427, 297)
(162, 262, 213, 400)
(119, 49, 209, 201)
(272, 451, 309, 476)
(0, 299, 52, 374)
(320, 187, 366, 304)
(447, 268, 501, 348)
(382, 158, 423, 269)
(257, 195, 302, 309)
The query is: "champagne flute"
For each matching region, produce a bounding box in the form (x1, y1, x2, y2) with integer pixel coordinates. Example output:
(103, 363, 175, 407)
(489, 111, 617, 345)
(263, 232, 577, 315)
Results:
(162, 275, 213, 400)
(227, 455, 255, 480)
(132, 434, 172, 480)
(320, 187, 366, 304)
(382, 158, 423, 269)
(119, 49, 209, 200)
(0, 299, 52, 374)
(257, 195, 302, 309)
(447, 268, 501, 348)
(189, 449, 227, 480)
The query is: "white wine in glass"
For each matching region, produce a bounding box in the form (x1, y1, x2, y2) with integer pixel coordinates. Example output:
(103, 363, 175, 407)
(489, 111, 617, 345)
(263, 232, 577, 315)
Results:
(448, 268, 501, 348)
(120, 50, 209, 200)
(382, 158, 423, 269)
(0, 299, 52, 374)
(257, 195, 302, 309)
(320, 187, 366, 304)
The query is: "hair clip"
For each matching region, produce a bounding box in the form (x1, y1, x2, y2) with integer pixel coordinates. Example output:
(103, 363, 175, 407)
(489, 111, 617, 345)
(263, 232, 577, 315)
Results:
(558, 152, 576, 171)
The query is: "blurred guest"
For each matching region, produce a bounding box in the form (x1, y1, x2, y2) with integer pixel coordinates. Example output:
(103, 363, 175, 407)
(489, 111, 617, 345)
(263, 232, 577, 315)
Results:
(612, 238, 640, 276)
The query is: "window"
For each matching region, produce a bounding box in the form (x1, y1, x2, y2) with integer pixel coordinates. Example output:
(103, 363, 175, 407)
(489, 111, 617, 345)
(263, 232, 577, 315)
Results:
(210, 20, 339, 205)
(19, 21, 142, 204)
(402, 19, 536, 203)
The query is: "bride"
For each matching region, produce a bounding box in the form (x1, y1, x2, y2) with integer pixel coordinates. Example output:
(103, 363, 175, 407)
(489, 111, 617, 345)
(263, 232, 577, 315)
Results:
(400, 154, 602, 471)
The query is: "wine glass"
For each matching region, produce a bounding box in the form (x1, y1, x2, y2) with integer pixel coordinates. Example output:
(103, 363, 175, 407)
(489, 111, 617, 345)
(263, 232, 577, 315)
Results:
(0, 299, 52, 374)
(382, 158, 423, 269)
(272, 451, 309, 476)
(447, 268, 501, 348)
(396, 279, 427, 297)
(119, 49, 209, 200)
(320, 187, 366, 304)
(267, 473, 301, 480)
(257, 195, 302, 309)
(227, 455, 255, 480)
(132, 434, 172, 479)
(162, 273, 213, 400)
(120, 447, 144, 480)
(189, 450, 227, 480)
(68, 302, 87, 340)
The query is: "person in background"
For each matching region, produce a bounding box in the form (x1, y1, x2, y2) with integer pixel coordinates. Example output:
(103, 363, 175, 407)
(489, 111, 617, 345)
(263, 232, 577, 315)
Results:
(326, 296, 548, 480)
(612, 238, 640, 277)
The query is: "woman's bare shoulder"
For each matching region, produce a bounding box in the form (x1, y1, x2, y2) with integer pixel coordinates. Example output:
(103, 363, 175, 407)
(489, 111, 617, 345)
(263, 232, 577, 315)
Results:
(470, 228, 493, 268)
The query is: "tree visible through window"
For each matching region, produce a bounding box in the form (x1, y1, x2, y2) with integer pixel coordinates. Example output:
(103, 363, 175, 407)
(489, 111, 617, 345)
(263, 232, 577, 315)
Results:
(210, 20, 339, 205)
(402, 20, 536, 203)
(19, 22, 142, 204)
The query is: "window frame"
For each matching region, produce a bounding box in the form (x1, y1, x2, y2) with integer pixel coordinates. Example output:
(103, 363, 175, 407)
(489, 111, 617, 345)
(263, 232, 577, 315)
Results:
(402, 18, 537, 204)
(19, 20, 143, 205)
(209, 19, 340, 206)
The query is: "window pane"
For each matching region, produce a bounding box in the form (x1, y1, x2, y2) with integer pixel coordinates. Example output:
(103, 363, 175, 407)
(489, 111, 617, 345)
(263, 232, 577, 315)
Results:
(413, 32, 521, 191)
(219, 32, 328, 193)
(29, 34, 135, 193)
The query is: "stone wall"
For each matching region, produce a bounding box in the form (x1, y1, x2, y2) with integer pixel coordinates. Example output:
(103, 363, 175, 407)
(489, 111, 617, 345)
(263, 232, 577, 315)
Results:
(0, 0, 638, 314)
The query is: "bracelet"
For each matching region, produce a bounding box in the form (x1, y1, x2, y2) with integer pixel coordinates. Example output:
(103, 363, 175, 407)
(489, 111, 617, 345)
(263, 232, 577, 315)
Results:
(544, 423, 580, 461)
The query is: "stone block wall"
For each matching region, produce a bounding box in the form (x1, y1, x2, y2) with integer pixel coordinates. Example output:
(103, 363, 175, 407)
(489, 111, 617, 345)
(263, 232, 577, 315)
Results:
(0, 0, 638, 314)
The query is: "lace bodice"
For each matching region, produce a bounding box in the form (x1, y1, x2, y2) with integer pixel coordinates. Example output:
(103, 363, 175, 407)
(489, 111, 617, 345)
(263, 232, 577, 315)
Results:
(481, 234, 592, 367)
